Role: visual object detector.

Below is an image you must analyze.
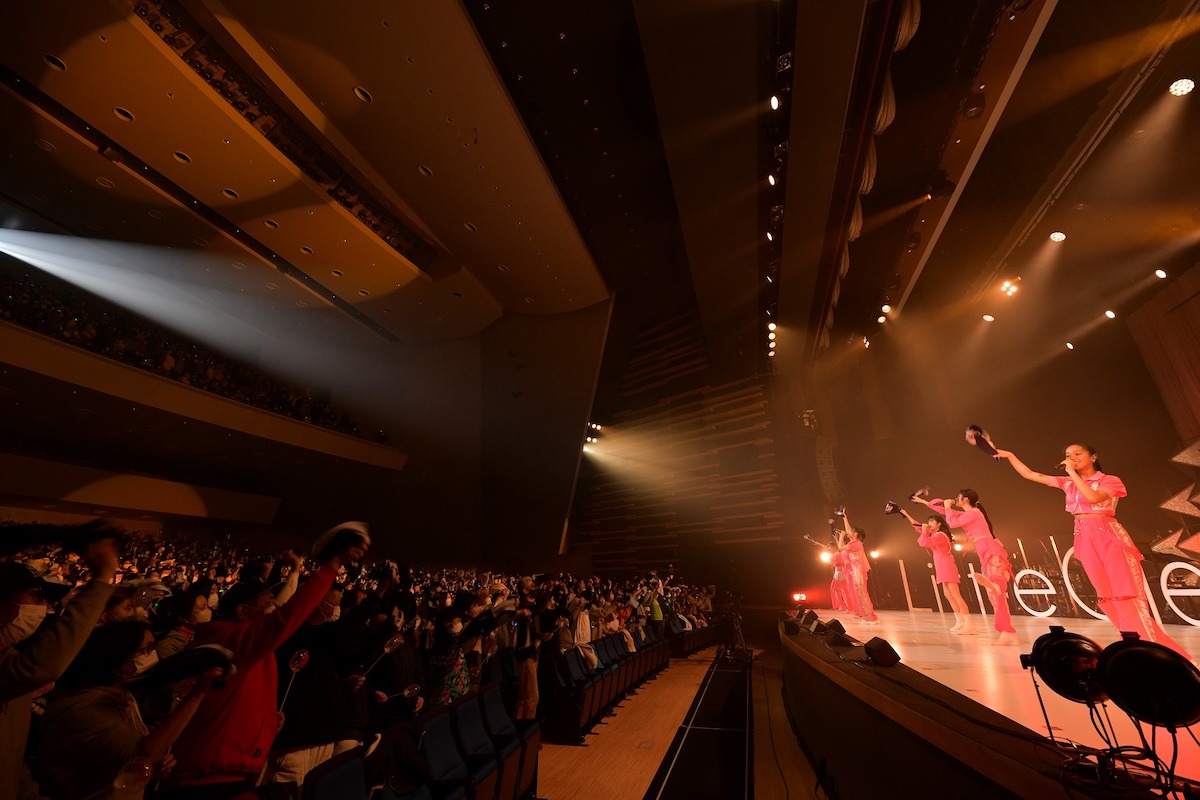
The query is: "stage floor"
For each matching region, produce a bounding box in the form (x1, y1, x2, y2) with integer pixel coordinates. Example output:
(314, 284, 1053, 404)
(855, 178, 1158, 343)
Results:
(832, 608, 1200, 782)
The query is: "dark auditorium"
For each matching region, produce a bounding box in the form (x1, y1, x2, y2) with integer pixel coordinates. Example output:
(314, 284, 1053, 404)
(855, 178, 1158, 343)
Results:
(6, 2, 1200, 799)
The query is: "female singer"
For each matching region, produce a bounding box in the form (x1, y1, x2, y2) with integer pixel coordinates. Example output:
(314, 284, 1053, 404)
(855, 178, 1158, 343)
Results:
(993, 444, 1190, 658)
(913, 490, 1017, 645)
(895, 505, 974, 634)
(837, 509, 879, 624)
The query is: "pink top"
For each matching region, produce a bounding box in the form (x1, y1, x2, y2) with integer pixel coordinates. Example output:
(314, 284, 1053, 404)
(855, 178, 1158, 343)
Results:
(916, 525, 951, 556)
(843, 539, 870, 572)
(1053, 472, 1125, 516)
(930, 499, 991, 542)
(916, 524, 959, 584)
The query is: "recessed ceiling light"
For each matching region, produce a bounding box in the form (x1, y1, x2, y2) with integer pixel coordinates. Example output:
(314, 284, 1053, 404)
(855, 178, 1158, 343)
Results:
(464, 222, 477, 232)
(1049, 231, 1066, 242)
(770, 95, 780, 110)
(173, 151, 191, 164)
(1066, 342, 1074, 350)
(877, 315, 886, 323)
(768, 332, 776, 340)
(43, 54, 66, 71)
(1155, 269, 1167, 279)
(417, 165, 433, 177)
(766, 231, 773, 242)
(113, 107, 134, 122)
(767, 174, 776, 186)
(881, 304, 891, 313)
(299, 246, 313, 255)
(222, 188, 239, 199)
(767, 322, 777, 331)
(1168, 78, 1195, 96)
(353, 86, 373, 103)
(982, 314, 995, 322)
(265, 219, 279, 229)
(1105, 310, 1116, 319)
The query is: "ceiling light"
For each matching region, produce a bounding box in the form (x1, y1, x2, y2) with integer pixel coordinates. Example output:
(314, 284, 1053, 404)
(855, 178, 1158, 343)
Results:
(1168, 78, 1195, 97)
(1066, 342, 1074, 350)
(767, 322, 777, 331)
(982, 314, 995, 322)
(767, 174, 776, 186)
(881, 304, 891, 313)
(877, 316, 886, 324)
(962, 92, 986, 120)
(767, 350, 776, 357)
(771, 95, 780, 110)
(1049, 231, 1066, 242)
(1105, 310, 1116, 319)
(766, 231, 773, 242)
(769, 341, 776, 348)
(1155, 269, 1167, 279)
(768, 332, 776, 340)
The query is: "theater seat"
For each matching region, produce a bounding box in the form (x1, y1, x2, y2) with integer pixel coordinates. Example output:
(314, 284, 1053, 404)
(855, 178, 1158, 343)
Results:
(301, 745, 367, 800)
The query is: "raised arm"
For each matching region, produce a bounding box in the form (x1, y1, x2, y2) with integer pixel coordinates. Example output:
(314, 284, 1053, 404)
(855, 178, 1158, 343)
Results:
(993, 449, 1058, 487)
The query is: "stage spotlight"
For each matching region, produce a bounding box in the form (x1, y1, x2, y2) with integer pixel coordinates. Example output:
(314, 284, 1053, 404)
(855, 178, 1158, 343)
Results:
(1155, 269, 1167, 279)
(982, 314, 995, 322)
(1066, 342, 1074, 350)
(1049, 231, 1066, 242)
(869, 550, 880, 559)
(819, 551, 832, 564)
(766, 231, 773, 242)
(1169, 78, 1195, 96)
(791, 591, 804, 603)
(767, 174, 776, 186)
(962, 91, 986, 120)
(771, 95, 780, 110)
(767, 322, 776, 331)
(881, 303, 891, 313)
(1098, 633, 1200, 729)
(926, 171, 956, 200)
(952, 543, 963, 552)
(877, 315, 886, 324)
(1020, 626, 1107, 705)
(1104, 310, 1116, 319)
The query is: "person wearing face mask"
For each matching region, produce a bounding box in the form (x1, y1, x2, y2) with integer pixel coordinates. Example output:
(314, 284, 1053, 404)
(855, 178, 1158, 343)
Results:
(156, 524, 369, 800)
(35, 621, 221, 800)
(2, 534, 119, 800)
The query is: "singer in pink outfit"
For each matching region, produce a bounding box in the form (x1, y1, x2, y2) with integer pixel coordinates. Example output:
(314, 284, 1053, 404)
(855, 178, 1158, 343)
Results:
(837, 509, 878, 624)
(994, 444, 1190, 659)
(897, 506, 973, 633)
(914, 490, 1016, 644)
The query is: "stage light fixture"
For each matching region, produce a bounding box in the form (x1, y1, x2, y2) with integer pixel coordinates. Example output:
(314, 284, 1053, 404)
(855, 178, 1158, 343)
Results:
(1098, 633, 1200, 729)
(767, 174, 776, 186)
(962, 91, 986, 120)
(953, 543, 963, 552)
(1066, 342, 1074, 350)
(769, 341, 776, 349)
(1169, 78, 1195, 96)
(1105, 310, 1116, 319)
(767, 350, 776, 358)
(881, 303, 891, 313)
(771, 95, 780, 110)
(1049, 231, 1066, 242)
(766, 231, 773, 242)
(767, 322, 777, 331)
(869, 550, 880, 559)
(768, 332, 776, 340)
(863, 337, 871, 349)
(1000, 278, 1020, 296)
(926, 171, 956, 200)
(982, 314, 995, 322)
(1021, 626, 1107, 705)
(877, 316, 886, 324)
(1155, 269, 1167, 279)
(819, 551, 832, 564)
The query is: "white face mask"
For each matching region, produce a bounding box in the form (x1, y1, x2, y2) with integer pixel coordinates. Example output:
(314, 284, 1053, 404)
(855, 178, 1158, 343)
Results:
(191, 608, 213, 625)
(2, 603, 48, 648)
(133, 650, 159, 674)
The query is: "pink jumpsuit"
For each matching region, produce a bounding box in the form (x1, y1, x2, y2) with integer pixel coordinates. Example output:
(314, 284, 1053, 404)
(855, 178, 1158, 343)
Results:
(915, 524, 959, 584)
(830, 551, 853, 611)
(842, 540, 877, 621)
(1055, 473, 1190, 658)
(932, 500, 1015, 634)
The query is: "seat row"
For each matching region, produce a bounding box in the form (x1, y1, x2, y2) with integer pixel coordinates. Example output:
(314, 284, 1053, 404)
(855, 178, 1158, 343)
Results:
(543, 627, 671, 745)
(299, 682, 539, 800)
(668, 617, 728, 658)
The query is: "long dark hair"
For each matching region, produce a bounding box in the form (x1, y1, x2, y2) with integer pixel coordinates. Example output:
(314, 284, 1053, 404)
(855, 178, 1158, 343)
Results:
(57, 620, 149, 691)
(1068, 443, 1104, 473)
(927, 514, 952, 542)
(959, 489, 995, 538)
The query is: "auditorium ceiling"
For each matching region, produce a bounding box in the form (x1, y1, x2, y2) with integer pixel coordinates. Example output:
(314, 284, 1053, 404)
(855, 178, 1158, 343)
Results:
(1, 0, 1199, 548)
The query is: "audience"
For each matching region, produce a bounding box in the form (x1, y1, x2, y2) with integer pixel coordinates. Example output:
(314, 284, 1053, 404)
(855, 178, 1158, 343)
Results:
(1, 520, 717, 797)
(0, 261, 387, 443)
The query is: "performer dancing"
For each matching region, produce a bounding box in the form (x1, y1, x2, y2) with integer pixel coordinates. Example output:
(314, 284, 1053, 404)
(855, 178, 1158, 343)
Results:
(913, 490, 1017, 645)
(837, 509, 879, 624)
(894, 504, 974, 634)
(993, 444, 1190, 658)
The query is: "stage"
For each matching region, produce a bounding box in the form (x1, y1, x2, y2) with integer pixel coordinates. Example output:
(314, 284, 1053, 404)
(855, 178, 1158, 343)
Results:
(777, 609, 1200, 796)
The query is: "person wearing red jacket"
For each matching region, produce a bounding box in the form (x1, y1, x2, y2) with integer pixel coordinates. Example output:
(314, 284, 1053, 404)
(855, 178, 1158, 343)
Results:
(157, 524, 369, 800)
